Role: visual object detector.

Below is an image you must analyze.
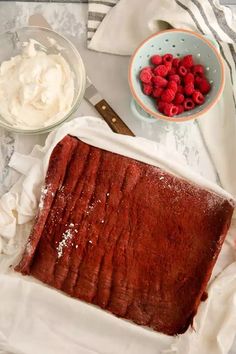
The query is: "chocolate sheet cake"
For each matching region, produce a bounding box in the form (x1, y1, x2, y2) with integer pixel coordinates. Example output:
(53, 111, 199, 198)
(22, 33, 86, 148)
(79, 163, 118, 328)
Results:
(16, 135, 234, 335)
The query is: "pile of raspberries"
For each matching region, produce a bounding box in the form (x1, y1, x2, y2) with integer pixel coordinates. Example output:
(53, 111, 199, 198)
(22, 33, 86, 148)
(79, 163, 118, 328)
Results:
(139, 54, 211, 117)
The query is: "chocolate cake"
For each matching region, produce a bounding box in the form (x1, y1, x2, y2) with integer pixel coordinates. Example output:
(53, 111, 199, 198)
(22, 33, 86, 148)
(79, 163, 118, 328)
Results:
(15, 135, 234, 335)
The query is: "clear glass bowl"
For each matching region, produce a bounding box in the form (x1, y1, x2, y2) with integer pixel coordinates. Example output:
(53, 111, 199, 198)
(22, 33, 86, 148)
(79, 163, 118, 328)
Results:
(0, 26, 86, 134)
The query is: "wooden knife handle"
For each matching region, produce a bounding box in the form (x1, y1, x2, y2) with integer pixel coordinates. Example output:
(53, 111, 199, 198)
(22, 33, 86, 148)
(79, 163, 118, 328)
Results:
(95, 99, 135, 136)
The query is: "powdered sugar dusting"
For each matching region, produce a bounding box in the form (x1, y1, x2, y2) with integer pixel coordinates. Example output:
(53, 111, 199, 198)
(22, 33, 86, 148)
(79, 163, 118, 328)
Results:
(85, 199, 102, 215)
(57, 229, 73, 259)
(39, 186, 48, 210)
(38, 184, 54, 210)
(146, 165, 232, 212)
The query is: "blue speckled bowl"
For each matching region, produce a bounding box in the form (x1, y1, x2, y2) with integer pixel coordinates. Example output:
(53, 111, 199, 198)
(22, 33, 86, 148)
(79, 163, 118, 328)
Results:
(128, 29, 225, 122)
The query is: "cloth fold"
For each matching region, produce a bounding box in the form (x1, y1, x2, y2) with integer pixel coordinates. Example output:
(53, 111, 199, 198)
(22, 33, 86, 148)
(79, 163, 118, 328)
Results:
(87, 0, 119, 42)
(1, 116, 233, 256)
(0, 0, 236, 352)
(88, 2, 236, 351)
(88, 0, 236, 201)
(0, 116, 235, 354)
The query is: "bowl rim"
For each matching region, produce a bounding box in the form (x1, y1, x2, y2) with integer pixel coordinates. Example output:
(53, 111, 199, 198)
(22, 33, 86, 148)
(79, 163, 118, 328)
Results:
(0, 26, 86, 134)
(128, 28, 225, 122)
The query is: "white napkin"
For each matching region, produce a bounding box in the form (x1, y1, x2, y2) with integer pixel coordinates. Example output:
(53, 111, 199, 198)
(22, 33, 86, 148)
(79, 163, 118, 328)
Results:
(87, 0, 118, 42)
(88, 0, 236, 199)
(0, 116, 235, 354)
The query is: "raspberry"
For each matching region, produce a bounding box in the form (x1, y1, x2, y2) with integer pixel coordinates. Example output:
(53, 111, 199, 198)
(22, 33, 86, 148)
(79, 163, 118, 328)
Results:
(178, 65, 188, 76)
(184, 98, 195, 111)
(140, 68, 153, 84)
(152, 66, 159, 76)
(162, 53, 173, 64)
(142, 84, 153, 96)
(150, 55, 162, 66)
(154, 64, 169, 77)
(184, 73, 194, 84)
(192, 64, 204, 76)
(185, 83, 195, 96)
(177, 105, 184, 114)
(163, 103, 178, 117)
(182, 55, 194, 68)
(152, 75, 168, 87)
(152, 87, 164, 98)
(194, 75, 203, 87)
(140, 52, 211, 116)
(161, 88, 176, 103)
(164, 61, 172, 72)
(177, 85, 184, 94)
(158, 101, 166, 113)
(169, 74, 181, 85)
(168, 80, 178, 93)
(192, 90, 205, 105)
(168, 68, 177, 75)
(173, 93, 184, 105)
(199, 78, 211, 94)
(142, 66, 152, 72)
(173, 58, 181, 68)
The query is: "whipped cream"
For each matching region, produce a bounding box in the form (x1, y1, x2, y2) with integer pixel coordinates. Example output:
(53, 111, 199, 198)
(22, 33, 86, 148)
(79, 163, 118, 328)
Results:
(0, 39, 74, 129)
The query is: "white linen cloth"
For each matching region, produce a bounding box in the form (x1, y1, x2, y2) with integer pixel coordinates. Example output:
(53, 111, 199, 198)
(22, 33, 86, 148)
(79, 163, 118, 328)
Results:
(88, 0, 236, 199)
(87, 7, 236, 350)
(0, 116, 235, 354)
(87, 0, 118, 42)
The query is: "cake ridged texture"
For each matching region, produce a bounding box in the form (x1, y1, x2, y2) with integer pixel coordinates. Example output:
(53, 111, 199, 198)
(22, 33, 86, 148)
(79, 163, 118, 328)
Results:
(16, 135, 234, 335)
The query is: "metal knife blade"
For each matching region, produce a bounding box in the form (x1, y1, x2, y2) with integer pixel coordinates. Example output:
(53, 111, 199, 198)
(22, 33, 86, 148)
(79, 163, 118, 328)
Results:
(84, 76, 103, 106)
(84, 78, 135, 136)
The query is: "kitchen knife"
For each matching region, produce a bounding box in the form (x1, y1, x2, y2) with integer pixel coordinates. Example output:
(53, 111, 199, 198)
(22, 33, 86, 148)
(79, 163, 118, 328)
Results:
(84, 77, 135, 136)
(28, 14, 135, 136)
